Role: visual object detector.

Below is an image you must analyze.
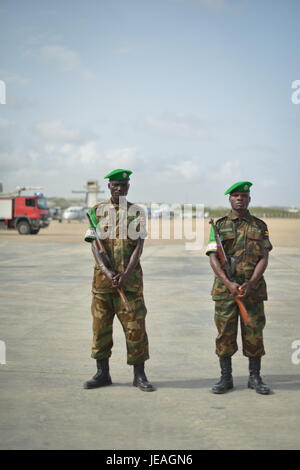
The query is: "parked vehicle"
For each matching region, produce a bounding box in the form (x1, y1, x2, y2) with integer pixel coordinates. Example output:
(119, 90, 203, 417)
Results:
(0, 187, 50, 235)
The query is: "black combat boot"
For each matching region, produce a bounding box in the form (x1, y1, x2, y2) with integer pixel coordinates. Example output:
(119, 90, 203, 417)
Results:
(211, 357, 234, 394)
(83, 358, 112, 389)
(133, 363, 155, 392)
(248, 357, 271, 395)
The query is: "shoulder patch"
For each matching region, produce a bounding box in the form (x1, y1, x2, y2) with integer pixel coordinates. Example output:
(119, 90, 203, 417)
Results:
(95, 200, 112, 217)
(93, 199, 110, 210)
(215, 215, 229, 226)
(216, 215, 227, 223)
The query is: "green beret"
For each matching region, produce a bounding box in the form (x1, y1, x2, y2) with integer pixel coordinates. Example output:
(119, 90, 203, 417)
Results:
(104, 169, 132, 181)
(225, 181, 252, 195)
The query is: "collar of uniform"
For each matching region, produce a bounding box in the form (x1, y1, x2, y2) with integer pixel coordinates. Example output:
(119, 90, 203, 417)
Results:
(228, 210, 252, 222)
(109, 198, 130, 210)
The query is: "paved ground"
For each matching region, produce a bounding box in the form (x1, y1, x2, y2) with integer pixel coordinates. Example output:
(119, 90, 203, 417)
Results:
(1, 229, 300, 449)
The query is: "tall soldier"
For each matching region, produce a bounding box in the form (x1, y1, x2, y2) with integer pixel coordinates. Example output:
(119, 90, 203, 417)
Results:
(206, 182, 272, 395)
(83, 169, 155, 392)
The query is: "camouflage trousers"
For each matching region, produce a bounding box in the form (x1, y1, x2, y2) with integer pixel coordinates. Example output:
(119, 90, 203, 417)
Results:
(214, 299, 266, 358)
(91, 291, 149, 365)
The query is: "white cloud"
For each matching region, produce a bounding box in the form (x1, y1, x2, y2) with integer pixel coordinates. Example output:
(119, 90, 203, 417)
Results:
(170, 0, 247, 12)
(261, 178, 277, 188)
(0, 69, 28, 85)
(41, 44, 95, 79)
(166, 157, 243, 188)
(29, 138, 140, 175)
(142, 113, 209, 140)
(78, 141, 99, 166)
(168, 159, 202, 181)
(28, 150, 40, 162)
(194, 0, 228, 9)
(0, 148, 27, 174)
(103, 147, 141, 168)
(209, 159, 241, 182)
(0, 118, 14, 128)
(39, 140, 100, 168)
(114, 43, 134, 54)
(36, 120, 82, 143)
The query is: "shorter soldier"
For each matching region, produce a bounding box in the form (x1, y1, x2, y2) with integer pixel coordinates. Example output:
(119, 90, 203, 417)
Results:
(206, 182, 272, 395)
(83, 169, 155, 392)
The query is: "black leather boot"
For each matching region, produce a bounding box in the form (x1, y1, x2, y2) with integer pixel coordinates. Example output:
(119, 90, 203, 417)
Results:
(211, 357, 234, 394)
(248, 357, 271, 395)
(133, 363, 155, 392)
(83, 358, 112, 389)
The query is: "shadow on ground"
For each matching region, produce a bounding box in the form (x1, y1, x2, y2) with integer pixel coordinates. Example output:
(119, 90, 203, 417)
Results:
(151, 375, 300, 391)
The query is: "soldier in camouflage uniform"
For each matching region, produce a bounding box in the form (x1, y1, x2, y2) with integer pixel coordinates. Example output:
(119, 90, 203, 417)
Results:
(206, 181, 272, 395)
(83, 169, 155, 392)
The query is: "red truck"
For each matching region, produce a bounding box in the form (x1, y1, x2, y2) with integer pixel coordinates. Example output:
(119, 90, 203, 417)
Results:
(0, 191, 50, 235)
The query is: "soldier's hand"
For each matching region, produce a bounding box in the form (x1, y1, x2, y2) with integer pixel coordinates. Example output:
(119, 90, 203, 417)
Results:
(237, 281, 252, 299)
(112, 273, 121, 287)
(228, 282, 241, 297)
(112, 272, 129, 288)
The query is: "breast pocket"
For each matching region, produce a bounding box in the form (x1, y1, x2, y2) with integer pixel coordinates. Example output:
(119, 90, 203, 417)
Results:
(218, 223, 234, 239)
(247, 230, 263, 259)
(247, 230, 263, 241)
(219, 232, 235, 242)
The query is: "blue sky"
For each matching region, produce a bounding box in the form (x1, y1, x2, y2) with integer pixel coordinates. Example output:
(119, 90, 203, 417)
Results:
(0, 0, 300, 206)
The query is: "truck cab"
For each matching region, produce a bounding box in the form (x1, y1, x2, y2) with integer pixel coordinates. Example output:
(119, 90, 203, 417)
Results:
(13, 196, 50, 234)
(0, 192, 50, 234)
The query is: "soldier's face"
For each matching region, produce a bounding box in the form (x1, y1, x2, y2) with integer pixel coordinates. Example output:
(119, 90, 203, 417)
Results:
(108, 180, 130, 204)
(229, 192, 251, 211)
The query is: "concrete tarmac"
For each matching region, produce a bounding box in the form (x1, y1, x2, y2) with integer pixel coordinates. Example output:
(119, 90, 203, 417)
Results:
(0, 233, 300, 450)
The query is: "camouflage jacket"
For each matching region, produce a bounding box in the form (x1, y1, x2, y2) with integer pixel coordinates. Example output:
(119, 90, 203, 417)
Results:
(206, 210, 272, 301)
(84, 199, 147, 294)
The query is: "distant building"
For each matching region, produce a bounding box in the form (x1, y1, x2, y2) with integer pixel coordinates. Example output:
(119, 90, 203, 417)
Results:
(72, 180, 104, 208)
